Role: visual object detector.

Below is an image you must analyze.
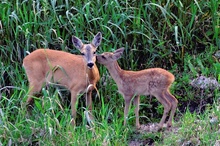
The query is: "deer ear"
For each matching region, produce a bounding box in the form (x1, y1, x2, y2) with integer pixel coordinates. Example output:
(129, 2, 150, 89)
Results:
(113, 48, 125, 60)
(114, 48, 125, 54)
(72, 36, 83, 50)
(92, 32, 102, 48)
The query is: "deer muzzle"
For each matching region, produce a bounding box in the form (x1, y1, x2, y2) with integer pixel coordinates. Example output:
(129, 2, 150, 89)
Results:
(87, 62, 94, 68)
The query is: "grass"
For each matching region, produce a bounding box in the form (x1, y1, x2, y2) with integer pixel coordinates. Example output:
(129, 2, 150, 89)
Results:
(1, 0, 220, 145)
(160, 106, 220, 145)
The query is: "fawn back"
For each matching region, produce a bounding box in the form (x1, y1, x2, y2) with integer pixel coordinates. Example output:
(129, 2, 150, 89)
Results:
(97, 48, 178, 129)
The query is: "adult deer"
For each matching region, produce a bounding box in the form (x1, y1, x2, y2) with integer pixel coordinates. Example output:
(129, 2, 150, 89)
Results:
(96, 48, 178, 129)
(23, 32, 102, 125)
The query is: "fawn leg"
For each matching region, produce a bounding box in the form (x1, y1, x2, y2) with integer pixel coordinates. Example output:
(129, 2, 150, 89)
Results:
(153, 91, 171, 128)
(164, 90, 178, 127)
(123, 95, 132, 126)
(133, 95, 140, 129)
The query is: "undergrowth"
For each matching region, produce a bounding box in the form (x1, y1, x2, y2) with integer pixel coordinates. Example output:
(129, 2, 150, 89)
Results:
(0, 0, 220, 145)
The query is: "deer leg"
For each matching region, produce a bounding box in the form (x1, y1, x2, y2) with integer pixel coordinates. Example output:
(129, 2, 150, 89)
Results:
(164, 90, 178, 127)
(26, 80, 44, 111)
(70, 90, 78, 126)
(133, 95, 140, 129)
(123, 95, 132, 126)
(153, 92, 171, 128)
(86, 89, 93, 111)
(86, 89, 94, 122)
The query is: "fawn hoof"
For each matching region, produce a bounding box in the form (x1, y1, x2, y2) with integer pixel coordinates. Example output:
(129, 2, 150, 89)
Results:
(157, 123, 165, 130)
(166, 122, 172, 128)
(136, 124, 141, 129)
(157, 123, 171, 131)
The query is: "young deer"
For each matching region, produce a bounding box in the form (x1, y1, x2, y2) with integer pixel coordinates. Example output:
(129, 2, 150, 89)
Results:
(96, 48, 178, 129)
(23, 32, 102, 125)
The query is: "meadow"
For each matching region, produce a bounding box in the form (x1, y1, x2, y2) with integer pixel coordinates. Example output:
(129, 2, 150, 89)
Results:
(0, 0, 220, 145)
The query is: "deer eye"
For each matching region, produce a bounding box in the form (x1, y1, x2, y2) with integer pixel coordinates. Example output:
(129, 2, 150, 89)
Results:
(101, 56, 106, 59)
(81, 53, 85, 55)
(93, 51, 96, 54)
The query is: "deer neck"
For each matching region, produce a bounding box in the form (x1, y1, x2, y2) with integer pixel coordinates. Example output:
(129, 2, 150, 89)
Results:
(106, 61, 123, 84)
(86, 65, 99, 83)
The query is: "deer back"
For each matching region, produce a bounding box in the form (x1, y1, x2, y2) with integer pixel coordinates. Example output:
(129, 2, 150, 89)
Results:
(23, 49, 100, 91)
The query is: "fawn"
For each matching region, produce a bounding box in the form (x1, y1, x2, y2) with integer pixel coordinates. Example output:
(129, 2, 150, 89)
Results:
(23, 32, 102, 125)
(96, 48, 178, 129)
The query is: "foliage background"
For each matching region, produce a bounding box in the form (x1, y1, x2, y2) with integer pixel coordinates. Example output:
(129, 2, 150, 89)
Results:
(0, 0, 220, 145)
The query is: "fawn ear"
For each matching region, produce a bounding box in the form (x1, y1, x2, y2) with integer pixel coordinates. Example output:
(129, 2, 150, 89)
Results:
(72, 36, 83, 50)
(113, 48, 125, 60)
(92, 32, 102, 48)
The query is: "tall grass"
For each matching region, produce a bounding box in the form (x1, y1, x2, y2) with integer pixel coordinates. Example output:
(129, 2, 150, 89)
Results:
(0, 0, 220, 145)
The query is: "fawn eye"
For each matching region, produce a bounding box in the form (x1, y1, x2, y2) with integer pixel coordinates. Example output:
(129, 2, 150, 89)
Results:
(81, 53, 85, 55)
(93, 51, 96, 54)
(101, 56, 106, 59)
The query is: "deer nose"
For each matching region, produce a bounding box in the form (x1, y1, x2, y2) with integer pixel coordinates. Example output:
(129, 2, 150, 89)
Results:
(87, 62, 94, 68)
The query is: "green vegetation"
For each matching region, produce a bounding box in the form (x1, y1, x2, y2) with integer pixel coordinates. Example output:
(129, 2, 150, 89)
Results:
(0, 0, 219, 145)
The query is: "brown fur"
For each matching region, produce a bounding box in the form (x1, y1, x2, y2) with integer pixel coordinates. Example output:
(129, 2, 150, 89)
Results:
(97, 48, 178, 129)
(23, 32, 102, 125)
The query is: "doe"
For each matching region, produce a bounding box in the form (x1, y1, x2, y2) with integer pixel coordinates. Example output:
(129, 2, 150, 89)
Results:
(96, 48, 178, 129)
(23, 32, 102, 125)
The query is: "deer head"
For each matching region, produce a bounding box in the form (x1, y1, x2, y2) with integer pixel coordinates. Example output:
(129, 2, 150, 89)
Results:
(72, 32, 102, 68)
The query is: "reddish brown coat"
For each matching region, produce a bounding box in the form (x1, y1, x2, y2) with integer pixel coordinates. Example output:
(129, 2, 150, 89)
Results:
(97, 48, 178, 129)
(23, 32, 102, 125)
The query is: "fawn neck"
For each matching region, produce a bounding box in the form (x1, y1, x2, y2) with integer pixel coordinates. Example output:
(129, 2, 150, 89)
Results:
(106, 61, 123, 84)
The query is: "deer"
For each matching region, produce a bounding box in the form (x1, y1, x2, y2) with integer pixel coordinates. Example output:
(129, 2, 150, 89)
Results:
(96, 48, 178, 129)
(23, 32, 102, 125)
